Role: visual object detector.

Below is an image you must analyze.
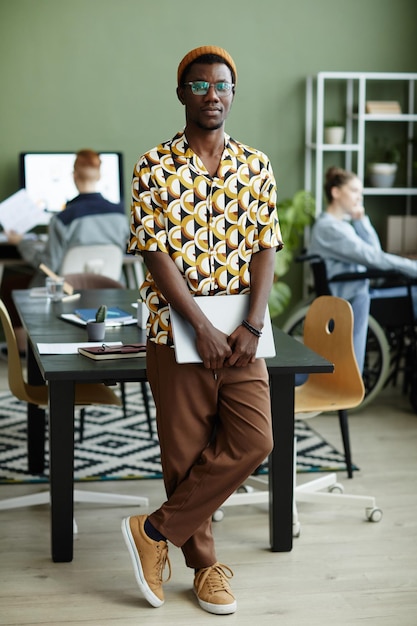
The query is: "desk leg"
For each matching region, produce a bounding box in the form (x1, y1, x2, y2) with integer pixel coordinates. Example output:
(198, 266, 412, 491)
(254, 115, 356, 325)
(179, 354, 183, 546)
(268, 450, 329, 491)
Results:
(269, 373, 294, 552)
(49, 380, 75, 563)
(26, 343, 46, 474)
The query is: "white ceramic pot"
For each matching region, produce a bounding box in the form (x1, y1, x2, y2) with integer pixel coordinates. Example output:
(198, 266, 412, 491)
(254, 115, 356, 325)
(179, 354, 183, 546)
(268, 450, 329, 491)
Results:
(324, 126, 345, 144)
(368, 163, 398, 188)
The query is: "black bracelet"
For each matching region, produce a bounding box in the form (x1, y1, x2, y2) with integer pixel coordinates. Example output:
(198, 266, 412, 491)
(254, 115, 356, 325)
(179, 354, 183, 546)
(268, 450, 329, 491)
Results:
(241, 319, 263, 337)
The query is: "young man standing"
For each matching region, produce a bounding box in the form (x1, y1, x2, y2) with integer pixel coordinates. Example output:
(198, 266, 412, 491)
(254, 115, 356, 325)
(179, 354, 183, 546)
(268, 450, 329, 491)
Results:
(123, 45, 283, 615)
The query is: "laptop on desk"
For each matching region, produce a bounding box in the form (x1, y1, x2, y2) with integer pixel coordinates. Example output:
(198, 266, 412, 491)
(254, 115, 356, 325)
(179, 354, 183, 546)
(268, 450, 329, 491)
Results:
(169, 294, 276, 364)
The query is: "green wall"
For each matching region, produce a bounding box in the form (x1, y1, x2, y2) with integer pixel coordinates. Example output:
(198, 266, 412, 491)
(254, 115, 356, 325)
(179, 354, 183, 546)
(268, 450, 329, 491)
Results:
(0, 0, 416, 314)
(1, 0, 416, 205)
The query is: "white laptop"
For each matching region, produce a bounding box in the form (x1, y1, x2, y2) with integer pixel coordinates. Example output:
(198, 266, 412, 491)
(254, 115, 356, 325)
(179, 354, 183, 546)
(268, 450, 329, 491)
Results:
(169, 294, 276, 364)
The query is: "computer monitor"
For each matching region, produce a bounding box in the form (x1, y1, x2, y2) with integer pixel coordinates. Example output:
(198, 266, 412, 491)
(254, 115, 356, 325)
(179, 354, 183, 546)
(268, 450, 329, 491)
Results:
(19, 151, 124, 215)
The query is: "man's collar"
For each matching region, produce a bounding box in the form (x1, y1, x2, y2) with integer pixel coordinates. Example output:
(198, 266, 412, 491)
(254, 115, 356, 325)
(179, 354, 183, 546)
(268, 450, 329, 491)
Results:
(169, 131, 242, 178)
(174, 130, 240, 159)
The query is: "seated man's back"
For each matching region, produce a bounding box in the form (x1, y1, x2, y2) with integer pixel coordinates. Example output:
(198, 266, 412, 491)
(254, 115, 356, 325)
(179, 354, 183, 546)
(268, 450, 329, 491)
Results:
(14, 149, 129, 284)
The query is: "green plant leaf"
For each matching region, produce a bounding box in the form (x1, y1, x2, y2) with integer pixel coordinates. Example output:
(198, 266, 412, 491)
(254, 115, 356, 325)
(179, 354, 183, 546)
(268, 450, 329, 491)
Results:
(268, 281, 292, 318)
(274, 246, 292, 278)
(272, 189, 315, 317)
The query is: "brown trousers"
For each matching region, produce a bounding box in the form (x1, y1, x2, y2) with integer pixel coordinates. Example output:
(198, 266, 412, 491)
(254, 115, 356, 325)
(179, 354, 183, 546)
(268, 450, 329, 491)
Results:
(146, 341, 273, 569)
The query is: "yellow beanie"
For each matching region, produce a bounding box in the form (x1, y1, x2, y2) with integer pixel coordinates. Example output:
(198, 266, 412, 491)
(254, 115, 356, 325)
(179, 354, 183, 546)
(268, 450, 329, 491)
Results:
(177, 45, 237, 86)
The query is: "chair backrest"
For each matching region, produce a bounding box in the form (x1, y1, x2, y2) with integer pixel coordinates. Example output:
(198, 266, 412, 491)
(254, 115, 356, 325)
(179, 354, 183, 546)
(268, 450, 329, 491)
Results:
(0, 300, 33, 402)
(59, 245, 124, 281)
(295, 295, 365, 412)
(63, 273, 124, 291)
(310, 258, 332, 296)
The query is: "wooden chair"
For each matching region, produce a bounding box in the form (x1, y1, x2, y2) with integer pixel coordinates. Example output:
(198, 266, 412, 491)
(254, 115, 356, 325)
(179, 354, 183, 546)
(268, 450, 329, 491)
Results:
(298, 253, 417, 411)
(0, 298, 148, 514)
(216, 296, 382, 532)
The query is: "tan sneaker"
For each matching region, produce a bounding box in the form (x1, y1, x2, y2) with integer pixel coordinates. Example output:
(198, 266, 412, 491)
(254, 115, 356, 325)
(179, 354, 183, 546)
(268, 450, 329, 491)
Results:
(194, 562, 237, 614)
(121, 515, 171, 607)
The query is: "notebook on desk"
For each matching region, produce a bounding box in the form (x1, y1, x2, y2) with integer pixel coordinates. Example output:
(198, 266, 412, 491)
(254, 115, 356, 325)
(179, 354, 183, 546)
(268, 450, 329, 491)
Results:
(169, 294, 276, 364)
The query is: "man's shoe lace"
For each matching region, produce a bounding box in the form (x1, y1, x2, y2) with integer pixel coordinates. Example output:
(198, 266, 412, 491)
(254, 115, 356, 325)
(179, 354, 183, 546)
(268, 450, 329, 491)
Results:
(154, 542, 172, 585)
(194, 562, 234, 596)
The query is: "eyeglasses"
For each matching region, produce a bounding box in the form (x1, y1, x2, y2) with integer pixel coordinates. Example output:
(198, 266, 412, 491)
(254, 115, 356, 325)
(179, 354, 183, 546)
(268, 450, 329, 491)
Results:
(183, 81, 234, 96)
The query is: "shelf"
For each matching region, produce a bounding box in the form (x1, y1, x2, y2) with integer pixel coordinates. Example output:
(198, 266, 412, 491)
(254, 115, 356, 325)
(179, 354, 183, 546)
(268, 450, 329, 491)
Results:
(363, 187, 417, 196)
(307, 143, 360, 151)
(305, 71, 417, 215)
(361, 114, 417, 122)
(316, 71, 417, 81)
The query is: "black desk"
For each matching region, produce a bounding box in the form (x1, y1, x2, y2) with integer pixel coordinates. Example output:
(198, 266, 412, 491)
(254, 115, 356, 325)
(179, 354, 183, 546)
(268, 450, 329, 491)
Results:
(13, 289, 333, 562)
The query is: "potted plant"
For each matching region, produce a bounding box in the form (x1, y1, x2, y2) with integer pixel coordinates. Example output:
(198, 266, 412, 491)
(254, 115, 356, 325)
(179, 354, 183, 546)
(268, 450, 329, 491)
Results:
(324, 121, 345, 145)
(268, 190, 315, 320)
(367, 139, 401, 188)
(86, 304, 107, 341)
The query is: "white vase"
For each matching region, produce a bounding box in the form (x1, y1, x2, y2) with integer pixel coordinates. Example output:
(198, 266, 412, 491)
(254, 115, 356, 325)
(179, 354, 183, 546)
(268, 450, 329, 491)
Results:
(324, 126, 345, 144)
(368, 163, 398, 188)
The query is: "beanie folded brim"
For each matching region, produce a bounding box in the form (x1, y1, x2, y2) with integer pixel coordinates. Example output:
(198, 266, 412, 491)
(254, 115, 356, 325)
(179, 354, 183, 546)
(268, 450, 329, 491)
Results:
(177, 45, 237, 86)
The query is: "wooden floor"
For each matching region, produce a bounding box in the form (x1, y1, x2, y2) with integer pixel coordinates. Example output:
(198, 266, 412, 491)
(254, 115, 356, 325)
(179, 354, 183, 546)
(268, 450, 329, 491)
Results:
(0, 359, 416, 625)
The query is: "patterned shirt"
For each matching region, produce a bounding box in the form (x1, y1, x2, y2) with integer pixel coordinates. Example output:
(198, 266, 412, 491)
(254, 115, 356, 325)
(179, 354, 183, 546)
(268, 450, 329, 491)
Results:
(128, 131, 283, 345)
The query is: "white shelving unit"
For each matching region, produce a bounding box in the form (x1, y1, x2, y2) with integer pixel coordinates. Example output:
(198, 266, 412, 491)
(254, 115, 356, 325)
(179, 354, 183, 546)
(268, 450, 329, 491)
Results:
(305, 71, 417, 216)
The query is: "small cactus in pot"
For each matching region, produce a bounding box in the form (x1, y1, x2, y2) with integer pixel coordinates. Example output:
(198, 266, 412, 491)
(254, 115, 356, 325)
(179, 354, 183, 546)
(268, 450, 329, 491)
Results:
(87, 304, 107, 341)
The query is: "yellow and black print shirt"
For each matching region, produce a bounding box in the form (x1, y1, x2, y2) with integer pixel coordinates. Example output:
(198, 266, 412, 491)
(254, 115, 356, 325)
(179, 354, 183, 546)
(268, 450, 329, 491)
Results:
(128, 131, 283, 345)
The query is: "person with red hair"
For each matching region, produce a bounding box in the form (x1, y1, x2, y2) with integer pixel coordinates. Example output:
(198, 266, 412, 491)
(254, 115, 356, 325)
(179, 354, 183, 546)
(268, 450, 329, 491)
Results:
(2, 149, 128, 353)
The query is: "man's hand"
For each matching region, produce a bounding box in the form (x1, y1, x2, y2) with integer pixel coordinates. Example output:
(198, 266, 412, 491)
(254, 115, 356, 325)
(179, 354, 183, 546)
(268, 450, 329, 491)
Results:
(195, 325, 233, 370)
(143, 250, 234, 370)
(224, 324, 259, 368)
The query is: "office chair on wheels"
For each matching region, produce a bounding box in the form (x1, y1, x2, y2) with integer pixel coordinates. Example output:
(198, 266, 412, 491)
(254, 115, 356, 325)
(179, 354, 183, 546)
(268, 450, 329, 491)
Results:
(63, 272, 154, 441)
(215, 296, 382, 534)
(65, 256, 154, 434)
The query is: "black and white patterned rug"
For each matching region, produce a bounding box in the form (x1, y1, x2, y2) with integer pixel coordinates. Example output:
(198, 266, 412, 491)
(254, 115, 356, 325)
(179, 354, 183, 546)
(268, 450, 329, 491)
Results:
(0, 387, 355, 484)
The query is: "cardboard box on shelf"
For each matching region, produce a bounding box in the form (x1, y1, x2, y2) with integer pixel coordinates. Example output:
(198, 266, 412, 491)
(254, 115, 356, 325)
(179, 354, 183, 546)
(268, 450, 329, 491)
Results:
(387, 216, 417, 256)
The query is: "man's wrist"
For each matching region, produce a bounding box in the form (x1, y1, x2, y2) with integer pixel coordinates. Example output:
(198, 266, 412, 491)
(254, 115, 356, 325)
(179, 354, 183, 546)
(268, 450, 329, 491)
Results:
(241, 319, 262, 337)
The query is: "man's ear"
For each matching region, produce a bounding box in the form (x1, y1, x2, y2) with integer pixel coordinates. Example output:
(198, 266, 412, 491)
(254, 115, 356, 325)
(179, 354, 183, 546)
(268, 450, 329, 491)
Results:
(176, 86, 186, 105)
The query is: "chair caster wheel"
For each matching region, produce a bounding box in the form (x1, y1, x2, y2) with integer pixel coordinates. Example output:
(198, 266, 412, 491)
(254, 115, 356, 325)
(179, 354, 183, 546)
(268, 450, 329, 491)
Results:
(237, 485, 253, 494)
(366, 507, 383, 522)
(329, 483, 344, 494)
(212, 508, 224, 522)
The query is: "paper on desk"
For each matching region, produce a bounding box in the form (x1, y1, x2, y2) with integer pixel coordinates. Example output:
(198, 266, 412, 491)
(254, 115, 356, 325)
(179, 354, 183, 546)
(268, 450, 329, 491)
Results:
(60, 313, 137, 327)
(0, 189, 47, 234)
(37, 341, 122, 354)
